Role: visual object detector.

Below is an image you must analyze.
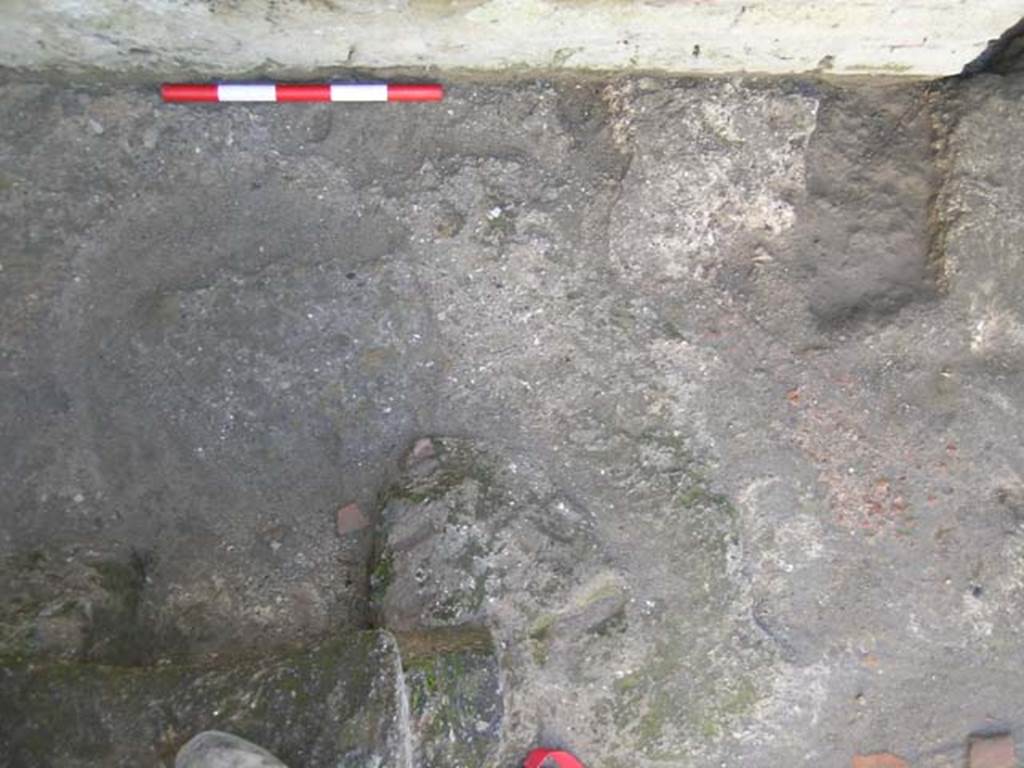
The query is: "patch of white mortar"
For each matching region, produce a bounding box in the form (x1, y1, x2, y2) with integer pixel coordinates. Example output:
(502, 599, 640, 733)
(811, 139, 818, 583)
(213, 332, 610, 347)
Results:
(742, 661, 831, 748)
(737, 476, 825, 579)
(601, 80, 637, 151)
(961, 592, 995, 639)
(608, 84, 819, 283)
(954, 534, 1024, 643)
(646, 337, 713, 436)
(969, 301, 1024, 355)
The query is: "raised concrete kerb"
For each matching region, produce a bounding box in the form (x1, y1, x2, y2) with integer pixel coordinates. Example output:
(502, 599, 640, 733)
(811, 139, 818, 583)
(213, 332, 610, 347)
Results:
(0, 0, 1020, 77)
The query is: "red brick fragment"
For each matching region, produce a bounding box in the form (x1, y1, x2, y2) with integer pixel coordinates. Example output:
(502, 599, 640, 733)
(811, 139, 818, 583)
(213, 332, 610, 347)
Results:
(336, 502, 369, 537)
(969, 733, 1016, 768)
(410, 437, 436, 462)
(852, 753, 908, 768)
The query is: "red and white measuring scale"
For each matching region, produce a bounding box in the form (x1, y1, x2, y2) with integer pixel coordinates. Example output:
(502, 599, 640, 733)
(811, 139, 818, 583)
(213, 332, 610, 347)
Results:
(161, 82, 443, 103)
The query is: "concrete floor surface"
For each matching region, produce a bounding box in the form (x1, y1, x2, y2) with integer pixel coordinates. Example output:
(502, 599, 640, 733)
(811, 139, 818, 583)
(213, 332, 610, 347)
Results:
(2, 69, 1024, 766)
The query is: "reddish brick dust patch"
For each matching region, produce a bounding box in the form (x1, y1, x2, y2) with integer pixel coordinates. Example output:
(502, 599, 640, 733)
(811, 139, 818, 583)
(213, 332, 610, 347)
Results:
(785, 371, 950, 535)
(969, 733, 1017, 768)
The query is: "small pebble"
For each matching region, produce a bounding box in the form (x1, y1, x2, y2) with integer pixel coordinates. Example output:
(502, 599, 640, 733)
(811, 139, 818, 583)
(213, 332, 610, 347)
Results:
(142, 126, 159, 150)
(87, 119, 104, 135)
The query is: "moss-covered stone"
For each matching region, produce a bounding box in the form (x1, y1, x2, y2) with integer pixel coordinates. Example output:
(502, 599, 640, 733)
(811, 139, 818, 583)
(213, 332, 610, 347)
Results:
(400, 628, 503, 768)
(372, 438, 600, 641)
(0, 632, 405, 768)
(371, 439, 500, 632)
(0, 547, 153, 665)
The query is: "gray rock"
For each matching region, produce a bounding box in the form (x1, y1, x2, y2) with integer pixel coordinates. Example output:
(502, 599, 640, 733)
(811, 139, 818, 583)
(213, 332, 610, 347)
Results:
(176, 731, 289, 768)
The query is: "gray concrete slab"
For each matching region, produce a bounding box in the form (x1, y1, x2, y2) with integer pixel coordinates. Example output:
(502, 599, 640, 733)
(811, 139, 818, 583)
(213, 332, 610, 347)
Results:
(2, 70, 1024, 766)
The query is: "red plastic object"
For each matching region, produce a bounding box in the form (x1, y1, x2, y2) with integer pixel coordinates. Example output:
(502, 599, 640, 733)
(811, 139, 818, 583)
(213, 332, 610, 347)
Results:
(523, 748, 585, 768)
